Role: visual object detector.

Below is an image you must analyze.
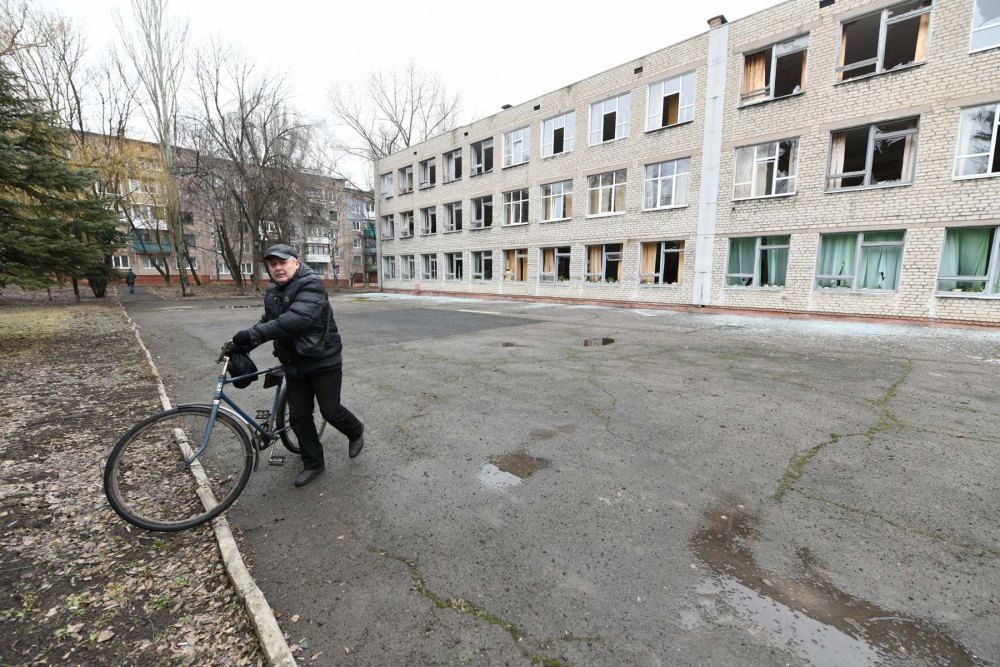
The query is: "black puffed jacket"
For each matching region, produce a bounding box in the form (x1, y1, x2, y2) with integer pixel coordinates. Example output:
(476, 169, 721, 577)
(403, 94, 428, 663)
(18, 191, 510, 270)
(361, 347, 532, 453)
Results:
(247, 264, 342, 378)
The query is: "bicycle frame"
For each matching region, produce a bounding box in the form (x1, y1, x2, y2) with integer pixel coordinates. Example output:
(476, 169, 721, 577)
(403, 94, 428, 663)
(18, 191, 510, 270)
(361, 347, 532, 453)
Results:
(185, 356, 286, 466)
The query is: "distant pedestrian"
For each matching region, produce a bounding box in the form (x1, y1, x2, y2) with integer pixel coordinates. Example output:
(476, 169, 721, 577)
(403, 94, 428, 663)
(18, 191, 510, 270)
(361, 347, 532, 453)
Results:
(125, 268, 136, 294)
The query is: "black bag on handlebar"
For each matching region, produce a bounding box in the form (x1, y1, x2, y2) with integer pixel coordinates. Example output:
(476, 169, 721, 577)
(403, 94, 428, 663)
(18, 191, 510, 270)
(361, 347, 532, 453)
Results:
(227, 348, 258, 389)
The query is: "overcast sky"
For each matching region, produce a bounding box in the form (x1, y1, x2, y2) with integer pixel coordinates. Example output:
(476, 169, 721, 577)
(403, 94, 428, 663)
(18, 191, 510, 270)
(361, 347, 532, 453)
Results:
(40, 0, 780, 182)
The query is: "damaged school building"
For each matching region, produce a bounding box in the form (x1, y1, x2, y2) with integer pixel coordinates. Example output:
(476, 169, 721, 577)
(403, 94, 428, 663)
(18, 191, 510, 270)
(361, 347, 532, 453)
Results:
(375, 0, 1000, 325)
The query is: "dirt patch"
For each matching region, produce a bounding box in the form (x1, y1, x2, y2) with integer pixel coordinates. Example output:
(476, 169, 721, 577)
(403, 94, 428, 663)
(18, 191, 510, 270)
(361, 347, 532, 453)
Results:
(0, 299, 263, 666)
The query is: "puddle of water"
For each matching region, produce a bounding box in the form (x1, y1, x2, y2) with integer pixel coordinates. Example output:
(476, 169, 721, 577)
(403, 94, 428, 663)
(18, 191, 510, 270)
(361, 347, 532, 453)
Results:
(582, 337, 616, 347)
(500, 342, 517, 347)
(689, 508, 975, 667)
(479, 453, 550, 490)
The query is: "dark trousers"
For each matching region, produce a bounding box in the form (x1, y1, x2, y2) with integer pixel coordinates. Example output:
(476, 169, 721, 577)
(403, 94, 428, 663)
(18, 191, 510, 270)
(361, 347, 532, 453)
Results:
(127, 284, 135, 293)
(286, 364, 364, 470)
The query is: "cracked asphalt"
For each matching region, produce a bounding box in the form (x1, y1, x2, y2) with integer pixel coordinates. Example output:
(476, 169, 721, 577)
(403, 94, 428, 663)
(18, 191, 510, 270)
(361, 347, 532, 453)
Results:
(122, 290, 1000, 666)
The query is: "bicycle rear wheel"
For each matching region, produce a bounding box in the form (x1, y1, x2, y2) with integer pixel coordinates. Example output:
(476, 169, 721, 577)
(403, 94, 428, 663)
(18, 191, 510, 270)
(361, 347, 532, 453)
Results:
(276, 387, 327, 455)
(104, 405, 254, 532)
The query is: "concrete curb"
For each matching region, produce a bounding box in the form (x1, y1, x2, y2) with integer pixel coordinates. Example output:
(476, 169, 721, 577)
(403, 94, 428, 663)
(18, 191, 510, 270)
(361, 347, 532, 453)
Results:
(117, 295, 296, 667)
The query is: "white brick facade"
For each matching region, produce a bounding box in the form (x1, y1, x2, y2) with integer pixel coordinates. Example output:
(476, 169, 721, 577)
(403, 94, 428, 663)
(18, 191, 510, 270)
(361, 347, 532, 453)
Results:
(376, 0, 1000, 325)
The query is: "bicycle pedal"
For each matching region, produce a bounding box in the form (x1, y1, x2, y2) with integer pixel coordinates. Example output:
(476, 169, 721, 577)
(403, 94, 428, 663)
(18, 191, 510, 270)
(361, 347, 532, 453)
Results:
(268, 456, 286, 467)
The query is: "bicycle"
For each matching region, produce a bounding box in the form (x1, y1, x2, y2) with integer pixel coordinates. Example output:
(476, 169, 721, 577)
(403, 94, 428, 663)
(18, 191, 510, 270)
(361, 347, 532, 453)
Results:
(103, 342, 327, 532)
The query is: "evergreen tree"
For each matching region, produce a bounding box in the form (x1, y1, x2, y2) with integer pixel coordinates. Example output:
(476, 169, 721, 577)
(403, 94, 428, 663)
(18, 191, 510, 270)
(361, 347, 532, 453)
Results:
(0, 65, 122, 296)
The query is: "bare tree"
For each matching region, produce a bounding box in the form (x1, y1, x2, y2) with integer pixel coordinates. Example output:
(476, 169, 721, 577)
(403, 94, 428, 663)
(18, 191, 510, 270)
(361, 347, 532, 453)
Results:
(0, 0, 60, 59)
(326, 59, 462, 163)
(115, 0, 193, 296)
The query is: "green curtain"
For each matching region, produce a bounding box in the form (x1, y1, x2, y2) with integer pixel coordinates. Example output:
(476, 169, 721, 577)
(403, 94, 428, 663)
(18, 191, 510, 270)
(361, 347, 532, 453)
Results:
(727, 237, 756, 286)
(938, 227, 992, 292)
(762, 236, 790, 287)
(816, 234, 857, 288)
(858, 231, 904, 290)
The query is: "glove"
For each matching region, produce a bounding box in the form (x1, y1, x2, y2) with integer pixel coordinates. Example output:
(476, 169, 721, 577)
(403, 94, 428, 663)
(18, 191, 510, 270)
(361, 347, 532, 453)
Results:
(232, 330, 252, 349)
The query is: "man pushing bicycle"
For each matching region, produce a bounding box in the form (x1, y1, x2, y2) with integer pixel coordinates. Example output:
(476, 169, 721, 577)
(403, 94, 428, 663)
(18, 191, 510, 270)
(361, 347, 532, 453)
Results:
(230, 244, 365, 487)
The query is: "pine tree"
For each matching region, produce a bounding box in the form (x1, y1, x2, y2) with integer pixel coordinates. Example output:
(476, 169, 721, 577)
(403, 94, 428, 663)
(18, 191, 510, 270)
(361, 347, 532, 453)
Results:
(0, 65, 122, 296)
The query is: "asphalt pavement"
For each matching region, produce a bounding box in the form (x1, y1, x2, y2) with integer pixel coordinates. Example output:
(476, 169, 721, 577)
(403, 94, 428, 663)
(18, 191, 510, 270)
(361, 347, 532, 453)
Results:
(122, 289, 1000, 667)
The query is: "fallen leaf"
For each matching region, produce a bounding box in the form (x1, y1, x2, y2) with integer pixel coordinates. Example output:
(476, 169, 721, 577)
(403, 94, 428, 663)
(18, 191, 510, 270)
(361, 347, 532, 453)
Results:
(291, 615, 299, 622)
(344, 647, 351, 655)
(337, 535, 344, 541)
(97, 629, 115, 642)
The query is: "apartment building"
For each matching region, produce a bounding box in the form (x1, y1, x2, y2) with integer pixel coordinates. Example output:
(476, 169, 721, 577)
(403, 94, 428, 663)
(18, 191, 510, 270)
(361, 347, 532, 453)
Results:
(375, 0, 1000, 325)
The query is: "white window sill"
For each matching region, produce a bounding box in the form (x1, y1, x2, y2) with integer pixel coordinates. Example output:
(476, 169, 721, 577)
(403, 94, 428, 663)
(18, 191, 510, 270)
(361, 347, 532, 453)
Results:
(469, 170, 493, 178)
(541, 217, 573, 223)
(834, 60, 925, 86)
(398, 190, 413, 196)
(738, 91, 805, 109)
(503, 280, 527, 284)
(642, 204, 689, 212)
(419, 232, 436, 237)
(644, 119, 694, 134)
(813, 287, 898, 295)
(586, 212, 626, 219)
(470, 225, 493, 231)
(382, 237, 395, 241)
(584, 282, 626, 286)
(935, 292, 1000, 299)
(589, 136, 628, 148)
(419, 184, 435, 190)
(825, 181, 912, 194)
(638, 283, 683, 288)
(501, 222, 530, 228)
(444, 279, 463, 283)
(733, 192, 796, 202)
(502, 161, 530, 170)
(443, 178, 462, 185)
(542, 150, 573, 160)
(443, 229, 463, 234)
(970, 43, 1000, 55)
(952, 171, 1000, 182)
(382, 196, 393, 201)
(472, 279, 493, 283)
(724, 285, 785, 291)
(421, 276, 437, 281)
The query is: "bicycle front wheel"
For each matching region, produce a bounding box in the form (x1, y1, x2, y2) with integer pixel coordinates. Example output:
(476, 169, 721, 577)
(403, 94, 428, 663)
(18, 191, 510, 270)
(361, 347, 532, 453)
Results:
(104, 405, 254, 532)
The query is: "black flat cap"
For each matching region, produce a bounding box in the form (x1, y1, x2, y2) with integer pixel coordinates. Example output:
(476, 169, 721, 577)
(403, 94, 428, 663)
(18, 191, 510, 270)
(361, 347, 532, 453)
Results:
(263, 244, 298, 260)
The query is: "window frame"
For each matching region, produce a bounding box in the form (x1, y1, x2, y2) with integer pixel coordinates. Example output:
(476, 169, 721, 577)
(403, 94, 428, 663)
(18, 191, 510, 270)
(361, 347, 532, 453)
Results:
(825, 117, 920, 192)
(398, 165, 414, 194)
(398, 210, 415, 238)
(935, 225, 1000, 296)
(472, 250, 493, 282)
(421, 253, 438, 280)
(952, 102, 1000, 180)
(643, 158, 691, 210)
(382, 255, 396, 280)
(724, 235, 791, 289)
(835, 1, 933, 84)
(589, 92, 631, 145)
(307, 243, 330, 255)
(443, 149, 462, 183)
(738, 35, 809, 106)
(112, 255, 131, 269)
(541, 112, 575, 158)
(645, 71, 697, 131)
(584, 243, 625, 284)
(380, 172, 393, 199)
(814, 230, 907, 293)
(419, 158, 437, 189)
(444, 252, 464, 282)
(638, 240, 685, 286)
(471, 196, 493, 229)
(733, 139, 799, 200)
(538, 246, 572, 284)
(420, 206, 437, 235)
(502, 248, 529, 282)
(400, 255, 416, 280)
(471, 138, 494, 176)
(502, 189, 530, 226)
(586, 169, 627, 217)
(502, 127, 531, 168)
(970, 0, 1000, 53)
(380, 214, 394, 240)
(541, 180, 574, 222)
(443, 201, 463, 233)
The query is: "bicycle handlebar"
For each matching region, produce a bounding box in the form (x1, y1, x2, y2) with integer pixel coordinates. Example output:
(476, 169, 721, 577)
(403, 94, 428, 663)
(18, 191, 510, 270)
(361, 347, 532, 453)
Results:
(217, 341, 233, 364)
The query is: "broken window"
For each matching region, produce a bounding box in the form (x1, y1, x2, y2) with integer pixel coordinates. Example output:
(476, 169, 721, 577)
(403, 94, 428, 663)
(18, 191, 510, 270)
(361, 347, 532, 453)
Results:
(502, 189, 529, 225)
(380, 214, 394, 240)
(644, 158, 691, 209)
(503, 127, 531, 167)
(419, 158, 436, 188)
(953, 102, 1000, 178)
(585, 244, 624, 284)
(646, 71, 696, 130)
(399, 210, 414, 237)
(444, 252, 464, 281)
(937, 226, 1000, 294)
(734, 139, 798, 199)
(444, 149, 462, 182)
(740, 35, 808, 104)
(471, 196, 493, 229)
(400, 255, 415, 280)
(539, 246, 572, 283)
(971, 0, 1000, 51)
(827, 118, 919, 190)
(639, 241, 684, 285)
(589, 92, 630, 144)
(382, 256, 396, 280)
(541, 180, 573, 221)
(420, 206, 437, 235)
(421, 253, 438, 280)
(380, 172, 393, 199)
(472, 251, 493, 281)
(444, 202, 462, 232)
(542, 112, 575, 157)
(503, 248, 529, 282)
(838, 1, 931, 82)
(587, 170, 627, 216)
(816, 231, 905, 291)
(398, 166, 414, 194)
(471, 139, 493, 175)
(725, 236, 790, 287)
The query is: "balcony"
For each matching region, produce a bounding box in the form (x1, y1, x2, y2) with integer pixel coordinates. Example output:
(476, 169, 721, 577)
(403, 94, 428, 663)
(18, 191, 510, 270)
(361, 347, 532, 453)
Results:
(132, 238, 172, 254)
(305, 253, 331, 263)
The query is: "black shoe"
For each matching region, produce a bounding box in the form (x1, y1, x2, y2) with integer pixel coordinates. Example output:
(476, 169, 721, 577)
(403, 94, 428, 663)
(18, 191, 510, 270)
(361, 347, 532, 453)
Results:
(294, 467, 325, 487)
(348, 429, 365, 459)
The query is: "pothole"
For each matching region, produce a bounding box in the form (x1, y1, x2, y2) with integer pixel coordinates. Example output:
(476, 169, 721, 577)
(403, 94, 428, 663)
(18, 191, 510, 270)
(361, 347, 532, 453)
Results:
(583, 337, 616, 347)
(479, 453, 550, 489)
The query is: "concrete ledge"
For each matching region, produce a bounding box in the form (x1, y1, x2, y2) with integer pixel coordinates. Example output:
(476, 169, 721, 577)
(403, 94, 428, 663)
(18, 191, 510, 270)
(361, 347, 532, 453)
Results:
(382, 288, 1000, 331)
(117, 292, 296, 667)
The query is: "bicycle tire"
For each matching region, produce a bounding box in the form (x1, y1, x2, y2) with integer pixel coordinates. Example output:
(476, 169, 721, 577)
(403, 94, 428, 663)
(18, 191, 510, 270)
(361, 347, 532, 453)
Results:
(104, 405, 254, 532)
(276, 387, 327, 455)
